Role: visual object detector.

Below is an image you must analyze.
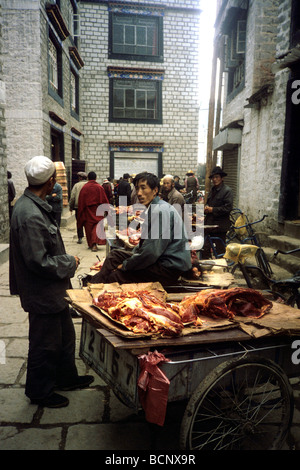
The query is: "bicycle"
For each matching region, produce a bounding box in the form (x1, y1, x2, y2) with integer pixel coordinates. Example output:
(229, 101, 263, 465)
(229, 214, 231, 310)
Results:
(202, 211, 273, 278)
(233, 248, 300, 309)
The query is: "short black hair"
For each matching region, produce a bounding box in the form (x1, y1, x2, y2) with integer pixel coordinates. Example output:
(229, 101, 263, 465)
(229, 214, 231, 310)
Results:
(88, 171, 97, 180)
(133, 172, 159, 190)
(123, 173, 130, 179)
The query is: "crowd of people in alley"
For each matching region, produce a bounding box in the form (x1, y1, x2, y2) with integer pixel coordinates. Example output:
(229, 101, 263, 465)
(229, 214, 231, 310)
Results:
(67, 169, 205, 252)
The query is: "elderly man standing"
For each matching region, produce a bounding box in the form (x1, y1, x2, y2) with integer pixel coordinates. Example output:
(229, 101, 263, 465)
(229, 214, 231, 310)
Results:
(77, 171, 109, 252)
(69, 171, 88, 244)
(162, 174, 185, 215)
(202, 166, 233, 259)
(9, 156, 94, 408)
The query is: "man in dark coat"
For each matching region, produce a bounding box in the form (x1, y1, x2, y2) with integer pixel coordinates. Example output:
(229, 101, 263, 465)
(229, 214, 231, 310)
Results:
(202, 166, 233, 259)
(9, 156, 94, 408)
(117, 173, 132, 206)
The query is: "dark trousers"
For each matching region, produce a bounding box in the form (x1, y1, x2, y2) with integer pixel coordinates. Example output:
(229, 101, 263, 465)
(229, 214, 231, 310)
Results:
(75, 209, 84, 239)
(25, 307, 79, 400)
(91, 249, 181, 286)
(202, 232, 227, 259)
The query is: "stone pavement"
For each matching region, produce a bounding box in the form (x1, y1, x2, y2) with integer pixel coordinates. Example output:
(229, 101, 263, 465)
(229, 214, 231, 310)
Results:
(0, 218, 300, 451)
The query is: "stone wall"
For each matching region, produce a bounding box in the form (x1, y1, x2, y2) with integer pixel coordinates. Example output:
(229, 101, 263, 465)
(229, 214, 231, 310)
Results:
(218, 0, 289, 234)
(0, 1, 9, 243)
(2, 0, 84, 198)
(79, 0, 201, 182)
(1, 0, 43, 198)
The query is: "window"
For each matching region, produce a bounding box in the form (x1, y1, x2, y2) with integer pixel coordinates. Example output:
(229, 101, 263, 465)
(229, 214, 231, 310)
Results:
(49, 38, 58, 92)
(67, 0, 80, 47)
(225, 15, 247, 100)
(109, 77, 162, 124)
(70, 68, 79, 117)
(109, 12, 163, 62)
(48, 33, 63, 101)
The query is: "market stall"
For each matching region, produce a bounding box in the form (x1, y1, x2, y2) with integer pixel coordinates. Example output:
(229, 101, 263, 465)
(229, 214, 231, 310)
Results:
(67, 281, 300, 450)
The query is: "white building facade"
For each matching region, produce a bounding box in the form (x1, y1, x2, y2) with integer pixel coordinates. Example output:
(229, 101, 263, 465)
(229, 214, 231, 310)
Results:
(213, 0, 300, 241)
(79, 0, 201, 181)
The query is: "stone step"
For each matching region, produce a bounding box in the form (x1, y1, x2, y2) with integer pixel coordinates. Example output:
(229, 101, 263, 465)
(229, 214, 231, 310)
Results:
(267, 235, 300, 256)
(284, 220, 300, 238)
(264, 247, 300, 275)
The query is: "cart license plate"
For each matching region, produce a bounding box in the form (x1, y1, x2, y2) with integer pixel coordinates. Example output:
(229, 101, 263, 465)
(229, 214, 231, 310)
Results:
(79, 320, 140, 409)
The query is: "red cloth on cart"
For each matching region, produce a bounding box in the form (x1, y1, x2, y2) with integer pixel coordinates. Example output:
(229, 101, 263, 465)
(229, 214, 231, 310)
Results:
(137, 350, 170, 427)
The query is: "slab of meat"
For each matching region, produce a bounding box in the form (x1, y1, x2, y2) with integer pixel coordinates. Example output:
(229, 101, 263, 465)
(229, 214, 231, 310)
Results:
(178, 287, 272, 324)
(93, 290, 184, 336)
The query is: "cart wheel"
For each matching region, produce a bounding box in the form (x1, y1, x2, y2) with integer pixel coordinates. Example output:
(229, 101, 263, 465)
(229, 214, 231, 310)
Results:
(180, 355, 294, 450)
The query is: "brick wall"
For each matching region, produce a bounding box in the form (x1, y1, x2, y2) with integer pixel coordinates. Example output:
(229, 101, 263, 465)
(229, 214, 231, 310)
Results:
(79, 0, 201, 182)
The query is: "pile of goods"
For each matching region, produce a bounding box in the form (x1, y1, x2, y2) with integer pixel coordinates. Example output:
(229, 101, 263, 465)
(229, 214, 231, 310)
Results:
(115, 227, 141, 246)
(178, 287, 273, 326)
(92, 290, 183, 337)
(92, 287, 273, 337)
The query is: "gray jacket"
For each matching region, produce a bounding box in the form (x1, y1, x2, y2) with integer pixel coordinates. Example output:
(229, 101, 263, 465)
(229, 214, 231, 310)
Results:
(9, 188, 76, 314)
(122, 196, 192, 273)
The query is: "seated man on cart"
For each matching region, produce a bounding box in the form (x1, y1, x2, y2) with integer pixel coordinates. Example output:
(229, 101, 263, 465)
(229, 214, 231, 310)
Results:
(90, 172, 192, 286)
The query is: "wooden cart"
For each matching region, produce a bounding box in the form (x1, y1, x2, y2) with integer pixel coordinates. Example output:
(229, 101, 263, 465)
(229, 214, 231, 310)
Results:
(69, 285, 300, 450)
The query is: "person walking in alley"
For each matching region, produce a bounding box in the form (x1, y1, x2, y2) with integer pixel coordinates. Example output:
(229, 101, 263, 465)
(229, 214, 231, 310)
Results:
(7, 171, 16, 221)
(69, 171, 88, 243)
(9, 155, 94, 408)
(77, 171, 109, 251)
(184, 170, 199, 203)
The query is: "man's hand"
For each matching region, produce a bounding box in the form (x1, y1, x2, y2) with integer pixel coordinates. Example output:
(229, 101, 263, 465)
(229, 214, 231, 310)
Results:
(117, 264, 123, 269)
(74, 256, 80, 268)
(204, 205, 213, 214)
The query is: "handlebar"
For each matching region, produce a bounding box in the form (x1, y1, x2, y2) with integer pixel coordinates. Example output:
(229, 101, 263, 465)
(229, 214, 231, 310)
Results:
(233, 214, 268, 230)
(274, 247, 300, 257)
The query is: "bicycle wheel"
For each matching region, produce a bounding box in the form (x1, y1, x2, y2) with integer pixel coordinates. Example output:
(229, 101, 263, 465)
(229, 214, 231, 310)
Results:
(180, 356, 293, 450)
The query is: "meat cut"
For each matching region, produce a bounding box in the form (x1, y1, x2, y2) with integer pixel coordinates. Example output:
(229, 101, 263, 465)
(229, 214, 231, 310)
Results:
(93, 290, 184, 337)
(178, 287, 273, 325)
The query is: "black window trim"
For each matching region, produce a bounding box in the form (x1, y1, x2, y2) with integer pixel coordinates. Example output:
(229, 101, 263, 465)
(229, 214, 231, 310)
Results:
(48, 27, 64, 106)
(70, 64, 80, 120)
(108, 11, 164, 63)
(109, 76, 163, 124)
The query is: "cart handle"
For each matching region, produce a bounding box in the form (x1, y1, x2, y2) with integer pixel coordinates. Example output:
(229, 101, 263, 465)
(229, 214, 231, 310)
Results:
(164, 343, 287, 365)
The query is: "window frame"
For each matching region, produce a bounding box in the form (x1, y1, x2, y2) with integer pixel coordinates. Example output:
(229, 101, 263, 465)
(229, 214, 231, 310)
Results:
(108, 11, 163, 63)
(70, 66, 80, 119)
(224, 12, 247, 102)
(109, 76, 162, 124)
(48, 30, 63, 105)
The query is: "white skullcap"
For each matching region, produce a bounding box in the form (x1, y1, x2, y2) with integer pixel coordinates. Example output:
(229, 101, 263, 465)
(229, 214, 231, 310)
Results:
(163, 174, 174, 181)
(25, 156, 56, 186)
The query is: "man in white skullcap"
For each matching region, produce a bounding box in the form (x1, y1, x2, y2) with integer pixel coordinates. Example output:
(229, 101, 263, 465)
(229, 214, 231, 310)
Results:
(9, 156, 94, 408)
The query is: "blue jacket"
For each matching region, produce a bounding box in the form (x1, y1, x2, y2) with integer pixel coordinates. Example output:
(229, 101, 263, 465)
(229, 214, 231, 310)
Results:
(122, 196, 192, 273)
(9, 188, 76, 314)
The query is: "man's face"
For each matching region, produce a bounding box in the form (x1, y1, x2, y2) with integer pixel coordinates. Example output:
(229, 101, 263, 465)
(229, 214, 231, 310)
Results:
(46, 172, 56, 195)
(163, 178, 174, 193)
(211, 174, 223, 187)
(136, 179, 158, 207)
